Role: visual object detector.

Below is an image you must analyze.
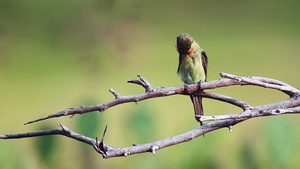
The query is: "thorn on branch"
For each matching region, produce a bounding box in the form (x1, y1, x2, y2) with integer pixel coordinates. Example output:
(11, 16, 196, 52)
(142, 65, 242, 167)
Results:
(124, 152, 130, 157)
(228, 125, 233, 133)
(99, 110, 104, 116)
(57, 123, 71, 135)
(150, 145, 159, 155)
(95, 125, 108, 157)
(97, 106, 107, 115)
(133, 98, 140, 105)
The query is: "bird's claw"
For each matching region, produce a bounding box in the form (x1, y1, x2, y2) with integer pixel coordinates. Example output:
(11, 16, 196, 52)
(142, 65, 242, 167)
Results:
(184, 83, 189, 93)
(197, 81, 202, 91)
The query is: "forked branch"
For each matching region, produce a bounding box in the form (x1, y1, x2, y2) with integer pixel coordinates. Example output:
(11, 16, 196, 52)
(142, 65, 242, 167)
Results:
(1, 73, 300, 158)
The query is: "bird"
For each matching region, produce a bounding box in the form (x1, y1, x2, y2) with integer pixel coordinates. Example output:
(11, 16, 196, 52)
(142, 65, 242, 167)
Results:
(176, 33, 208, 125)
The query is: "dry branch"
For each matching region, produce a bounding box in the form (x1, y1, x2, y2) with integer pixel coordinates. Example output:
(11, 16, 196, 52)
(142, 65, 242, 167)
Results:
(1, 72, 300, 158)
(24, 72, 298, 125)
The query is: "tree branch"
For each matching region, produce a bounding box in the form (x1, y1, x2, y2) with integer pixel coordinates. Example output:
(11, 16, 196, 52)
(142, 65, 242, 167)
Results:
(24, 72, 298, 125)
(1, 72, 300, 158)
(201, 107, 300, 121)
(0, 123, 95, 146)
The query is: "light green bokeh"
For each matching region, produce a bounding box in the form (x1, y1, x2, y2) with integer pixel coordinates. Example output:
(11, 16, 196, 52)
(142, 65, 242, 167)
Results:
(1, 0, 300, 168)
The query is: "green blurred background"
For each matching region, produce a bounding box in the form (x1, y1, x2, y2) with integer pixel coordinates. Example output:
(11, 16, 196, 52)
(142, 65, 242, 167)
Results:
(1, 0, 300, 168)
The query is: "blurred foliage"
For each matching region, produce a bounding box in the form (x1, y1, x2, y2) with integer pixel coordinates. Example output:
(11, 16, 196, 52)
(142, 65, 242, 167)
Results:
(35, 126, 57, 168)
(240, 141, 259, 169)
(75, 98, 102, 169)
(126, 103, 157, 143)
(75, 98, 101, 138)
(1, 0, 300, 168)
(265, 118, 296, 168)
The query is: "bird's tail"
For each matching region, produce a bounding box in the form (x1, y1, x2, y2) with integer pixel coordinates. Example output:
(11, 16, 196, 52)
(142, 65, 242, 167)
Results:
(190, 95, 203, 125)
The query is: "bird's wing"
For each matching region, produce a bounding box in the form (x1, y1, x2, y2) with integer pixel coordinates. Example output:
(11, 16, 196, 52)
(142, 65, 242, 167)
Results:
(177, 54, 183, 74)
(201, 50, 208, 81)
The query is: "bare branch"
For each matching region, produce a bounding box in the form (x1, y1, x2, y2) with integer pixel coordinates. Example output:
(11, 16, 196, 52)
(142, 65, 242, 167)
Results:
(1, 120, 242, 158)
(196, 92, 252, 111)
(3, 105, 300, 158)
(0, 123, 95, 146)
(2, 72, 299, 159)
(0, 129, 64, 139)
(220, 72, 298, 96)
(25, 73, 298, 125)
(201, 107, 300, 121)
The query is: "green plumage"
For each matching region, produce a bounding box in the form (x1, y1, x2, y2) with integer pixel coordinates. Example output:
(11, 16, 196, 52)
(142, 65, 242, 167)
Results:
(176, 33, 208, 124)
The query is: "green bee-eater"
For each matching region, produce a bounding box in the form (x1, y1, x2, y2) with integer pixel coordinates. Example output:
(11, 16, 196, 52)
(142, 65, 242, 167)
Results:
(176, 33, 208, 125)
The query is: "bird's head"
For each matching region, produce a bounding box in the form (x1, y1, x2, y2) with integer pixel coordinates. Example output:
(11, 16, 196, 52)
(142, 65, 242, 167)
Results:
(176, 33, 194, 55)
